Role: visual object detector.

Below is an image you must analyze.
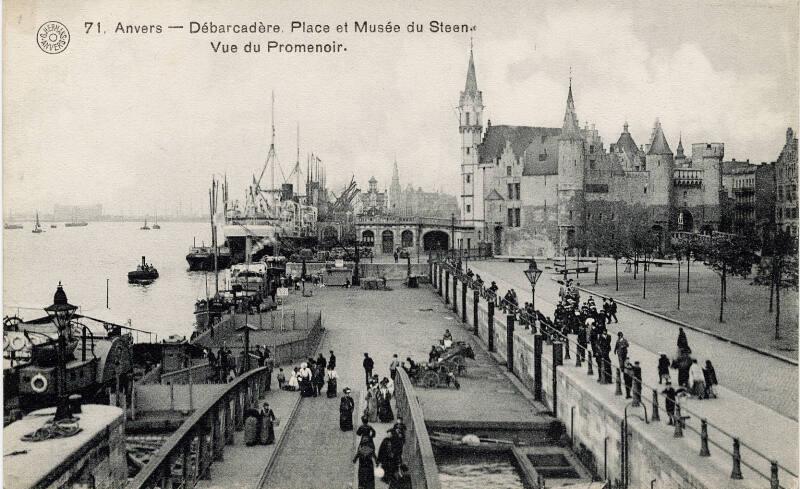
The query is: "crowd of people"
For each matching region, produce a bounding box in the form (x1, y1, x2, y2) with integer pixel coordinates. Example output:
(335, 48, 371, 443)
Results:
(461, 265, 723, 426)
(276, 351, 340, 398)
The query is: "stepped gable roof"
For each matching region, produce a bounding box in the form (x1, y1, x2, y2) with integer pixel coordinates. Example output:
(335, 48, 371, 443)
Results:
(647, 120, 673, 155)
(478, 125, 561, 168)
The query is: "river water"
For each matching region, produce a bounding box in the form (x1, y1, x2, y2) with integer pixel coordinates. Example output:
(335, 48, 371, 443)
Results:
(437, 450, 525, 489)
(3, 221, 214, 340)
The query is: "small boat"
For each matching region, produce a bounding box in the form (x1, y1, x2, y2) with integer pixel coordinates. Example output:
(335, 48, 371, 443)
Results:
(186, 245, 233, 271)
(4, 223, 22, 230)
(128, 256, 159, 283)
(429, 432, 519, 452)
(140, 218, 150, 231)
(31, 212, 44, 234)
(50, 224, 57, 229)
(64, 211, 88, 227)
(152, 213, 160, 230)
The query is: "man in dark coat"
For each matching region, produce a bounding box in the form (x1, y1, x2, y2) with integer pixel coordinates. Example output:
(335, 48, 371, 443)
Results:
(363, 353, 374, 387)
(339, 388, 355, 431)
(328, 350, 337, 370)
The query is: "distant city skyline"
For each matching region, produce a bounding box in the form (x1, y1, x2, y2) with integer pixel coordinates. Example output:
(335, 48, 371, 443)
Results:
(4, 0, 797, 215)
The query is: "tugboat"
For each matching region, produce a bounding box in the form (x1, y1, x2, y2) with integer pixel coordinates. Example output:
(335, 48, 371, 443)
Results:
(4, 223, 22, 230)
(128, 256, 159, 283)
(186, 244, 233, 271)
(152, 213, 161, 230)
(140, 218, 150, 230)
(64, 210, 88, 227)
(31, 212, 44, 234)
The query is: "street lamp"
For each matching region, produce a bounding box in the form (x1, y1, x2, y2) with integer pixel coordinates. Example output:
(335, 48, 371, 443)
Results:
(44, 281, 78, 421)
(523, 259, 543, 311)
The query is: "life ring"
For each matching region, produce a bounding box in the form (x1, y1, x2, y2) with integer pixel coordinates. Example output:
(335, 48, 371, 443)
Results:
(10, 335, 27, 352)
(31, 373, 48, 393)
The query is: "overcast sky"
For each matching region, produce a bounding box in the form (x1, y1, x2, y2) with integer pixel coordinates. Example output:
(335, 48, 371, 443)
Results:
(4, 0, 798, 216)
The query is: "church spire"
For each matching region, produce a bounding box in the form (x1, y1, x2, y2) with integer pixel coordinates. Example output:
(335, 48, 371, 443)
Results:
(676, 132, 685, 158)
(464, 41, 478, 95)
(560, 77, 582, 140)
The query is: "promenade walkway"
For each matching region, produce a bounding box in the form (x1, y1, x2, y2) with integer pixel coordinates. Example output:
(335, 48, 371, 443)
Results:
(468, 260, 798, 484)
(194, 375, 297, 489)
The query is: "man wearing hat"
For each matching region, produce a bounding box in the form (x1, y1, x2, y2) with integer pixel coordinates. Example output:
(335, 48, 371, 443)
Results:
(662, 382, 677, 425)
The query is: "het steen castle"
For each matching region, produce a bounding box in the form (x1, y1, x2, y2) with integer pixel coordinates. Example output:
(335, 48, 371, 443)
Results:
(457, 47, 730, 257)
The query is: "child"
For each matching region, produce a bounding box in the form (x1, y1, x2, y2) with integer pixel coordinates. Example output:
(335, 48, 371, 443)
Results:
(658, 352, 671, 384)
(277, 368, 287, 390)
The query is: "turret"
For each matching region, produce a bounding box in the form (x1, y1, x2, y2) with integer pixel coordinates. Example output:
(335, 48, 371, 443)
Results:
(458, 43, 485, 229)
(645, 119, 674, 223)
(675, 133, 687, 167)
(691, 142, 724, 225)
(557, 79, 586, 248)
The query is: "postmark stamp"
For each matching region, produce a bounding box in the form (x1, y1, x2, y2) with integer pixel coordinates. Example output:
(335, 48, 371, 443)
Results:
(37, 21, 70, 54)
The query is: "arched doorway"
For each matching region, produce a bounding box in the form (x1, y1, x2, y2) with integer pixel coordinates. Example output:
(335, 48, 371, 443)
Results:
(422, 230, 449, 251)
(381, 230, 394, 254)
(401, 230, 414, 248)
(362, 230, 374, 245)
(677, 210, 694, 232)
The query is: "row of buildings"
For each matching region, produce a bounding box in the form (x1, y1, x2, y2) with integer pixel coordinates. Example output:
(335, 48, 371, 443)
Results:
(352, 161, 460, 219)
(454, 47, 798, 256)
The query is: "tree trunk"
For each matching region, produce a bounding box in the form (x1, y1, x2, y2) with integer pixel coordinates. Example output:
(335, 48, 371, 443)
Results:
(719, 262, 726, 323)
(576, 248, 581, 280)
(643, 252, 647, 299)
(633, 253, 638, 280)
(595, 259, 599, 285)
(615, 259, 619, 291)
(686, 254, 690, 293)
(769, 257, 775, 313)
(775, 257, 782, 339)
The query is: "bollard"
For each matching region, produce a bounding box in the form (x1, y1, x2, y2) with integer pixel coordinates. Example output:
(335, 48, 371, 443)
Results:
(452, 274, 458, 314)
(507, 314, 515, 372)
(533, 334, 543, 401)
(462, 281, 467, 323)
(615, 368, 623, 396)
(444, 271, 450, 304)
(473, 290, 480, 336)
(487, 301, 495, 352)
(673, 403, 683, 437)
(651, 389, 660, 422)
(771, 460, 780, 489)
(699, 419, 710, 457)
(564, 337, 571, 360)
(731, 438, 744, 479)
(552, 341, 563, 418)
(587, 351, 594, 376)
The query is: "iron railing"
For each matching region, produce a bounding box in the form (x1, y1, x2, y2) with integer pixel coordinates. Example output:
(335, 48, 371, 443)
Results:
(433, 260, 797, 489)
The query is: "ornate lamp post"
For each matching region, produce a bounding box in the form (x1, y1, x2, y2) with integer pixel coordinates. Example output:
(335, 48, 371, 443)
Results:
(523, 259, 543, 311)
(44, 282, 78, 421)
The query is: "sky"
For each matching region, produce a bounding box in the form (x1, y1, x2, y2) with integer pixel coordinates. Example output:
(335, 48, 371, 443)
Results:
(3, 0, 798, 217)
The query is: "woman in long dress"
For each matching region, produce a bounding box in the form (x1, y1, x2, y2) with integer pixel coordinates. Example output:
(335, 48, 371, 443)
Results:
(259, 402, 276, 445)
(326, 366, 338, 398)
(377, 382, 394, 423)
(353, 437, 378, 489)
(340, 388, 355, 431)
(287, 367, 300, 391)
(365, 385, 379, 423)
(299, 362, 314, 397)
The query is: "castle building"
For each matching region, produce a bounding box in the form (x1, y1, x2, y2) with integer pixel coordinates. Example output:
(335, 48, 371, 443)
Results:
(354, 176, 388, 216)
(459, 48, 725, 256)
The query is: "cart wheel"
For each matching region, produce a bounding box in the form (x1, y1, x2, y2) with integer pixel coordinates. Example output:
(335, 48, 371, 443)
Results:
(423, 371, 438, 388)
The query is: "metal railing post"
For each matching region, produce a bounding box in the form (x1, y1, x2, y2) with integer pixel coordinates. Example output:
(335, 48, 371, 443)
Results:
(487, 301, 495, 352)
(586, 350, 594, 376)
(771, 461, 780, 489)
(615, 368, 623, 396)
(444, 270, 450, 304)
(462, 280, 467, 323)
(533, 334, 543, 401)
(651, 389, 660, 422)
(731, 438, 744, 479)
(699, 419, 710, 457)
(552, 341, 563, 418)
(506, 314, 515, 372)
(673, 403, 683, 438)
(452, 274, 458, 314)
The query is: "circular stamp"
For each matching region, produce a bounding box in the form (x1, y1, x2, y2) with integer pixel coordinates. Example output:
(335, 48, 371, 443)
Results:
(37, 21, 70, 54)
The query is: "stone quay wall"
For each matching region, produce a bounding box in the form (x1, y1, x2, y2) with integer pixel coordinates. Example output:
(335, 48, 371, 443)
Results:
(431, 262, 749, 489)
(393, 368, 442, 489)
